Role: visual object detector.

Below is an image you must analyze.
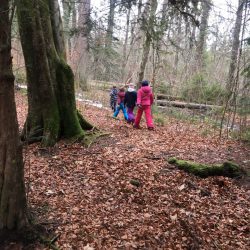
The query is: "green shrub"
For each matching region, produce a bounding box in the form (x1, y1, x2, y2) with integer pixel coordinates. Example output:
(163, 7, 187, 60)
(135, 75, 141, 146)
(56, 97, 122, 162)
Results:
(182, 73, 226, 104)
(238, 96, 250, 116)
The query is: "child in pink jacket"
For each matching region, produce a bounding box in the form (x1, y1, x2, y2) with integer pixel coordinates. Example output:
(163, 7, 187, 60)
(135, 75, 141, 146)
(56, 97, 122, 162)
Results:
(134, 80, 154, 129)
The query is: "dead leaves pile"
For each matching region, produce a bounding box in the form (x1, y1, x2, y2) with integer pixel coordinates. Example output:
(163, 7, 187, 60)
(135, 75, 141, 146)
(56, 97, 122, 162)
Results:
(16, 92, 250, 249)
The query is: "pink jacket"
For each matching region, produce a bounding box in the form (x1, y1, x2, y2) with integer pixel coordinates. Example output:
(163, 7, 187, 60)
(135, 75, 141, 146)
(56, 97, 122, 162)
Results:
(117, 90, 125, 104)
(137, 86, 154, 106)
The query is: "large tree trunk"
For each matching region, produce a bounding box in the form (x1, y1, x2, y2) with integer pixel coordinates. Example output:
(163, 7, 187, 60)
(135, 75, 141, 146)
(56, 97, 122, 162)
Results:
(17, 0, 93, 146)
(227, 0, 244, 90)
(0, 0, 27, 230)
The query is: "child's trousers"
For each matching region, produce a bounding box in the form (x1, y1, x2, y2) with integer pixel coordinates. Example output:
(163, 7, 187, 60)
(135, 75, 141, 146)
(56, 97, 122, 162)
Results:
(110, 100, 117, 112)
(127, 107, 135, 123)
(113, 103, 128, 120)
(134, 105, 154, 128)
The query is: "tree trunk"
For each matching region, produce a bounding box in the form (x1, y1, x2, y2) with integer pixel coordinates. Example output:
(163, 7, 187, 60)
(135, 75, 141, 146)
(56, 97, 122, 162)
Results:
(0, 0, 27, 230)
(138, 0, 158, 83)
(105, 0, 116, 48)
(189, 1, 198, 49)
(227, 0, 244, 90)
(104, 0, 117, 80)
(62, 0, 72, 57)
(196, 0, 211, 72)
(17, 0, 93, 146)
(121, 7, 131, 82)
(49, 0, 67, 60)
(71, 1, 77, 60)
(75, 0, 91, 90)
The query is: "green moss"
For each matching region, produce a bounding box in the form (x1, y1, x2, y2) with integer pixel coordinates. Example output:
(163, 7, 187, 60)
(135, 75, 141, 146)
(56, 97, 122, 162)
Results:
(130, 179, 141, 187)
(42, 101, 60, 146)
(168, 157, 177, 164)
(82, 131, 110, 147)
(55, 61, 84, 138)
(168, 158, 244, 178)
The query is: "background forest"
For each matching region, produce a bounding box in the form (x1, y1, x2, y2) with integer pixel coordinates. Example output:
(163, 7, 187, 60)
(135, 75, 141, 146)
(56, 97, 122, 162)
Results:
(12, 0, 250, 139)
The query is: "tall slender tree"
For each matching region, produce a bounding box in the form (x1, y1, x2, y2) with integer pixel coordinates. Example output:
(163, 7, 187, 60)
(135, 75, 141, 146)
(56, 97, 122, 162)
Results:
(227, 0, 244, 89)
(106, 0, 117, 48)
(0, 0, 27, 230)
(138, 0, 158, 83)
(75, 0, 91, 90)
(196, 0, 211, 72)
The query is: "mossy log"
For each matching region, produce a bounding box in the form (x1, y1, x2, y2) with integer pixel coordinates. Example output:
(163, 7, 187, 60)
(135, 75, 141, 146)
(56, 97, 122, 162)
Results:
(168, 157, 244, 178)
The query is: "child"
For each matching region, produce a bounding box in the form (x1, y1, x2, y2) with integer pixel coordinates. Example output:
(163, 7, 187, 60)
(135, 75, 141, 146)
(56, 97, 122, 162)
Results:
(113, 88, 128, 120)
(124, 83, 137, 123)
(134, 80, 154, 130)
(110, 86, 118, 111)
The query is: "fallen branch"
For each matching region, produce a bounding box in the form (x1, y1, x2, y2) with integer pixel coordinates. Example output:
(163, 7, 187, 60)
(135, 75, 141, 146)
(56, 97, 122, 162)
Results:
(157, 100, 221, 110)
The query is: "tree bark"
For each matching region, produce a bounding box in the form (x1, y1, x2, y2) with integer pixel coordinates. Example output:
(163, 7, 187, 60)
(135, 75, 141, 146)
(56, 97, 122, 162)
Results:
(227, 0, 244, 89)
(62, 0, 72, 57)
(75, 0, 91, 90)
(105, 0, 116, 48)
(17, 0, 93, 146)
(121, 7, 131, 82)
(138, 0, 158, 83)
(195, 0, 211, 72)
(0, 0, 28, 230)
(49, 0, 67, 60)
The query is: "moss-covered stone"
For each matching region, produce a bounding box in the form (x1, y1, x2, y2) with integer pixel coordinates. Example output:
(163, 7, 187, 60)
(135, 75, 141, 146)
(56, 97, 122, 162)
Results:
(130, 179, 141, 187)
(167, 157, 244, 178)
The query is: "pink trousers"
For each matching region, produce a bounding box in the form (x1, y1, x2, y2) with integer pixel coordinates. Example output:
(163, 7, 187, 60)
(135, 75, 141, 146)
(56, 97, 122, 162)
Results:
(134, 105, 154, 128)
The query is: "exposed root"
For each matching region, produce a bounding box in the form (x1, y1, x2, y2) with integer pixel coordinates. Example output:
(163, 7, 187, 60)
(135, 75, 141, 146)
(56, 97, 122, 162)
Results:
(77, 110, 95, 131)
(83, 131, 111, 148)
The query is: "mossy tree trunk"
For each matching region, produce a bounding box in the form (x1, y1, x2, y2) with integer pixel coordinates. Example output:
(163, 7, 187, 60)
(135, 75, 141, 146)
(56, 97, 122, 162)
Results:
(0, 0, 28, 230)
(17, 0, 93, 146)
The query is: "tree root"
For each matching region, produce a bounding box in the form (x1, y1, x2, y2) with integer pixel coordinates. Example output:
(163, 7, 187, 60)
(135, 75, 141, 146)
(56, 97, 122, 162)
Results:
(168, 157, 245, 178)
(77, 110, 95, 131)
(83, 131, 111, 148)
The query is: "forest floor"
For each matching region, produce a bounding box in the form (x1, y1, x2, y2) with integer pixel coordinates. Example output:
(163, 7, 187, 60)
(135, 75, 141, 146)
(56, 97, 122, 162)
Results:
(4, 91, 250, 249)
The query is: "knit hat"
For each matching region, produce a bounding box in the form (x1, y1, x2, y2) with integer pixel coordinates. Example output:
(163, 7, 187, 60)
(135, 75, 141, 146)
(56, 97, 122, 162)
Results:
(141, 80, 149, 86)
